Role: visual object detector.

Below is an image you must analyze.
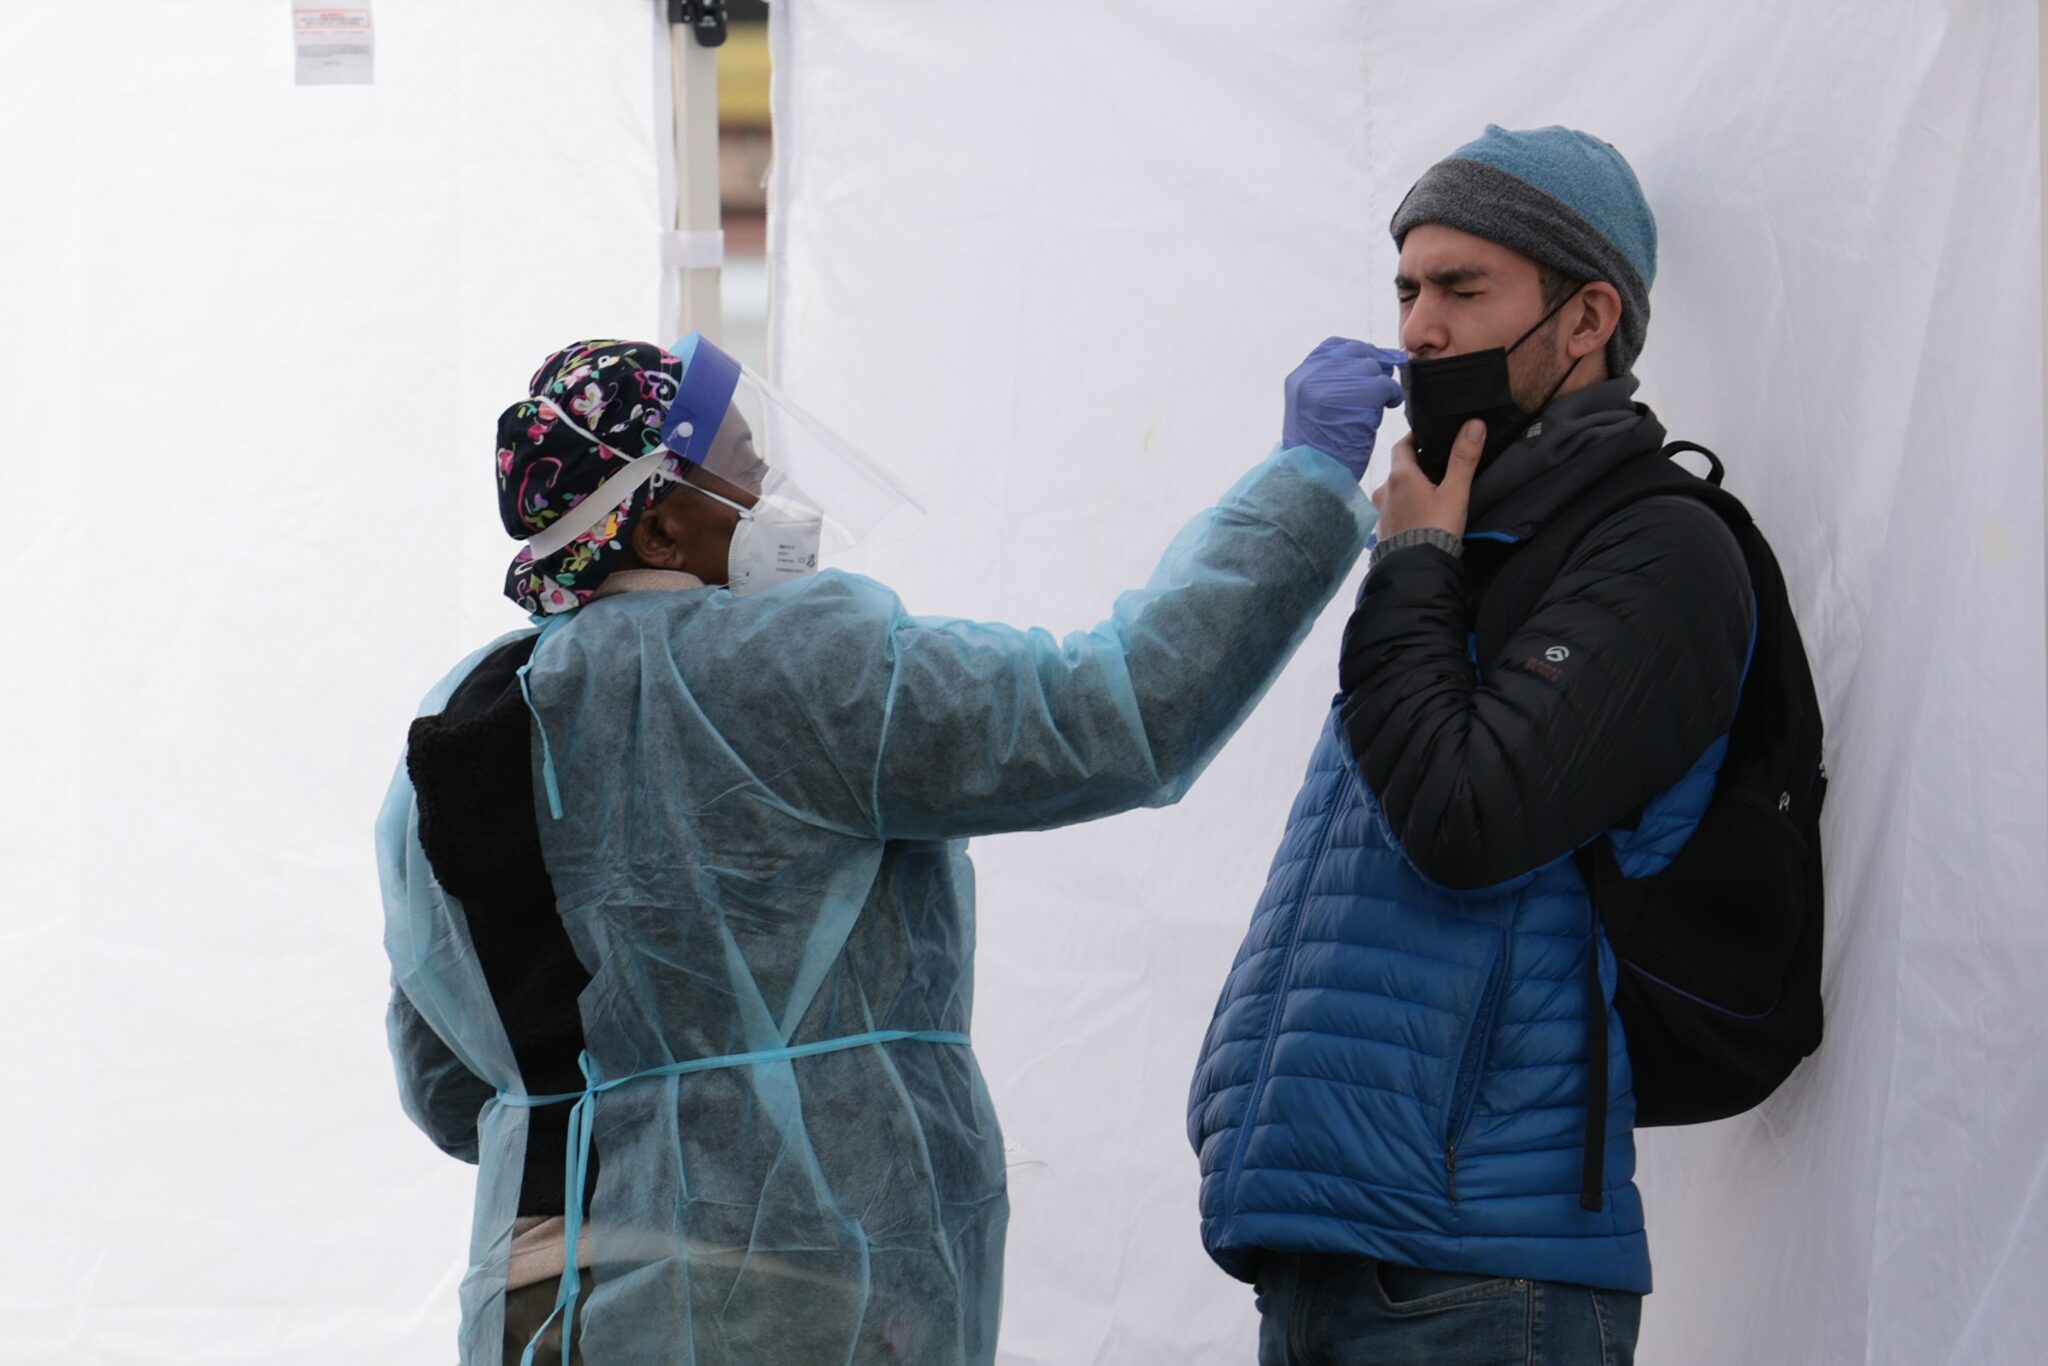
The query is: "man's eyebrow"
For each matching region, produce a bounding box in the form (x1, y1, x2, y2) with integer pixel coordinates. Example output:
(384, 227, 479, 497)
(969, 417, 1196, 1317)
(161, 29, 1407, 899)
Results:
(1429, 266, 1490, 288)
(1394, 266, 1492, 291)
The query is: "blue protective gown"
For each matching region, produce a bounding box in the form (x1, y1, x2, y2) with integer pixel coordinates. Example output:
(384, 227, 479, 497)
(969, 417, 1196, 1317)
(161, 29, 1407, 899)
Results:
(379, 446, 1374, 1364)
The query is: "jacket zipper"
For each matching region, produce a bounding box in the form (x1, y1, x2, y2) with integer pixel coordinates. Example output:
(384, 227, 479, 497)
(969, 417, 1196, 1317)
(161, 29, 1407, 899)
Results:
(1443, 937, 1509, 1205)
(1221, 760, 1351, 1210)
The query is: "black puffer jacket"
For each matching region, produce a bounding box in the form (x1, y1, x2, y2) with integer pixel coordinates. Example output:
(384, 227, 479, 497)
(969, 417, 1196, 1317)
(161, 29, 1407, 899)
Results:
(1340, 378, 1753, 887)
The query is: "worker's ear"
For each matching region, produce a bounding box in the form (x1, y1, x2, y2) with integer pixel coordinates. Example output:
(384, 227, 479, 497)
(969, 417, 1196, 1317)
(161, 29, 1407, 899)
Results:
(630, 498, 691, 572)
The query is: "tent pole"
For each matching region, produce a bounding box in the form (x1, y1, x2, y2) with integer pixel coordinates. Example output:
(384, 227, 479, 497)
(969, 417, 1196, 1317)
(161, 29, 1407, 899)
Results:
(667, 13, 725, 343)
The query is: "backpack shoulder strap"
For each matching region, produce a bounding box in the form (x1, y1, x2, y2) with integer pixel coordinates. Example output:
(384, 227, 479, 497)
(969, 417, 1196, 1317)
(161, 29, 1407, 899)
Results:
(1485, 440, 1734, 1214)
(1473, 445, 1710, 670)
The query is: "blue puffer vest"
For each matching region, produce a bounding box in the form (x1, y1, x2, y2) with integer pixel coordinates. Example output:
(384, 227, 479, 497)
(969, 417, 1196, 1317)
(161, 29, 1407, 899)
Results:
(1186, 702, 1722, 1295)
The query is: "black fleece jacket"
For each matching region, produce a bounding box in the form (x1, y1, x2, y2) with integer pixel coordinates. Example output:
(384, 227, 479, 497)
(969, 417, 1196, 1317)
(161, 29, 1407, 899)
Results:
(389, 634, 595, 1216)
(1339, 381, 1754, 891)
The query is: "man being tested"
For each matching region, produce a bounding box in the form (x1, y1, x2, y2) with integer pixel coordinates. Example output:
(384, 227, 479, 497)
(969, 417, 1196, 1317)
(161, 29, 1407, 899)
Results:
(381, 332, 1406, 1364)
(1189, 126, 1755, 1364)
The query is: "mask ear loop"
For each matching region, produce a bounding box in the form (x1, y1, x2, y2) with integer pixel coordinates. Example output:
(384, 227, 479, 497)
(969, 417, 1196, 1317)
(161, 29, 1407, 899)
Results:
(674, 480, 755, 519)
(1505, 282, 1583, 356)
(1529, 348, 1586, 417)
(1510, 284, 1591, 417)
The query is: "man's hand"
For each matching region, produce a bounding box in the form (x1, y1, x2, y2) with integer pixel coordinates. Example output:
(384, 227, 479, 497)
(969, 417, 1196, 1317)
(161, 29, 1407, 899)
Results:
(1372, 419, 1485, 539)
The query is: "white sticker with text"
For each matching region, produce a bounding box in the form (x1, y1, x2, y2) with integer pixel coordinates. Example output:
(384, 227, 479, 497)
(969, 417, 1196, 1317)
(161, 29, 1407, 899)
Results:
(294, 4, 374, 86)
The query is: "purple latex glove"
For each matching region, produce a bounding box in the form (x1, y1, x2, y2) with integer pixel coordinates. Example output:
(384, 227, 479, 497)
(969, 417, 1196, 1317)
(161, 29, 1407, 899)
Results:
(1281, 337, 1407, 480)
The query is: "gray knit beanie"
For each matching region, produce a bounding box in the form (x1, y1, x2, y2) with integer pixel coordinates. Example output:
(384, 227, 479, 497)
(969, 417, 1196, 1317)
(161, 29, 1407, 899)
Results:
(1390, 125, 1657, 375)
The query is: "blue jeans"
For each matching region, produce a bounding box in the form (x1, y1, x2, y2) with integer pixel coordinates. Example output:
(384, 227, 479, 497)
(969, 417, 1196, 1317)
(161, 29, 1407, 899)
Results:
(1254, 1253, 1640, 1366)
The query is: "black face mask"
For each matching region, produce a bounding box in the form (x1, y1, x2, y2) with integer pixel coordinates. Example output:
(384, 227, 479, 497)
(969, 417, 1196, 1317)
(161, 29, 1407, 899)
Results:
(1400, 291, 1582, 483)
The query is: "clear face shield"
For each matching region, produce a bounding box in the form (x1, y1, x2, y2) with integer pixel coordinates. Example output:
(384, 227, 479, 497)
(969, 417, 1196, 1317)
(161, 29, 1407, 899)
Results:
(662, 335, 920, 579)
(523, 334, 922, 594)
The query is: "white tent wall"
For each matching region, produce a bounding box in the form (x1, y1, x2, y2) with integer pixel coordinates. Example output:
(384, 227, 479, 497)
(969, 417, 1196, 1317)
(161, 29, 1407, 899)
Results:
(0, 3, 668, 1360)
(774, 3, 2048, 1364)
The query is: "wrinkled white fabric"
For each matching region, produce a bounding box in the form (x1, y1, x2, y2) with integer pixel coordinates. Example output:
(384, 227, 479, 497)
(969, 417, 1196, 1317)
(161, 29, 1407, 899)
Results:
(773, 4, 2047, 1362)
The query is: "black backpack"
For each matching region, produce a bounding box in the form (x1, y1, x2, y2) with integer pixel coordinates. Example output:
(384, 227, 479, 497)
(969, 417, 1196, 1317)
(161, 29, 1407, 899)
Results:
(1472, 442, 1827, 1212)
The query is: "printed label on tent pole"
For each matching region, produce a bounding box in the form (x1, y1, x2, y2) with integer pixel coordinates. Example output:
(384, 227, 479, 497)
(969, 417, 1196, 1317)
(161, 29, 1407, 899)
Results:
(293, 4, 374, 86)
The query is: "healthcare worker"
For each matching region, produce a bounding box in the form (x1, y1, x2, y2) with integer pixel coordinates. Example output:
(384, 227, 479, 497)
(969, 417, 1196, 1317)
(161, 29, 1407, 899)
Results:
(379, 333, 1400, 1365)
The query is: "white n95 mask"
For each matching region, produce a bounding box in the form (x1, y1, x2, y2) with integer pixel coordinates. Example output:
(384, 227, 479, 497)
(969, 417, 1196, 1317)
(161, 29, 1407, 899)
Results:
(687, 484, 825, 596)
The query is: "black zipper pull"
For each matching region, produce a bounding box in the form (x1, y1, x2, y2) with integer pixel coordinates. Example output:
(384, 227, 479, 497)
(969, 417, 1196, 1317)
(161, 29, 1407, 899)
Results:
(1446, 1146, 1460, 1205)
